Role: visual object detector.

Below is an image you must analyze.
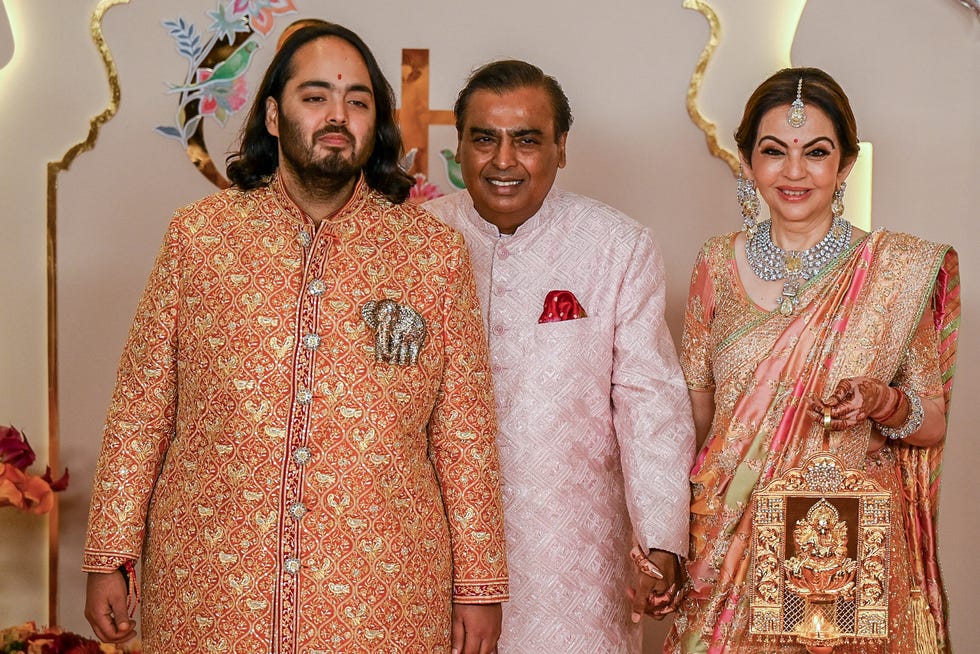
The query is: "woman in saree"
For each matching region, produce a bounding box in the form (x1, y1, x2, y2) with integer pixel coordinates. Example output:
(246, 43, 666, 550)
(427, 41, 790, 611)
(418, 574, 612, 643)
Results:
(663, 67, 958, 653)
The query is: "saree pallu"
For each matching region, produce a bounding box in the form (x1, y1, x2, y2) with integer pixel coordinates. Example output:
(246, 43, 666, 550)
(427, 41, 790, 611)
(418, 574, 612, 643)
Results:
(667, 230, 959, 654)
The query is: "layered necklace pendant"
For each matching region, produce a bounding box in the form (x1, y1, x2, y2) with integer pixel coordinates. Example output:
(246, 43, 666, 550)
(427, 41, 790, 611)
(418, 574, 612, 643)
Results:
(745, 218, 852, 316)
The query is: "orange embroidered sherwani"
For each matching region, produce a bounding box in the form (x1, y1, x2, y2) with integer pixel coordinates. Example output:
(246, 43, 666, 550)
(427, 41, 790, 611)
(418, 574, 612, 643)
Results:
(83, 175, 509, 654)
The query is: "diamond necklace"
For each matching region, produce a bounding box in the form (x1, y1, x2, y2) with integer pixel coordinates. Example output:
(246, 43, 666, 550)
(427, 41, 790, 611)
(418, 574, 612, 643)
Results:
(745, 217, 852, 316)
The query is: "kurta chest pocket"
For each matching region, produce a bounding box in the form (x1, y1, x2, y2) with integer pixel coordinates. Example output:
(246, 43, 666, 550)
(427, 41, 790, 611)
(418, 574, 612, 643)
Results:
(532, 317, 597, 367)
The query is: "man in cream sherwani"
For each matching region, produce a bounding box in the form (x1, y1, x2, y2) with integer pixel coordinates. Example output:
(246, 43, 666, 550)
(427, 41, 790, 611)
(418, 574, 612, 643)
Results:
(425, 59, 695, 654)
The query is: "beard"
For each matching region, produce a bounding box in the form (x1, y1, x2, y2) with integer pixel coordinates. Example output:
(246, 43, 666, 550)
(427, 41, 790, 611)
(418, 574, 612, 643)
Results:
(277, 113, 374, 200)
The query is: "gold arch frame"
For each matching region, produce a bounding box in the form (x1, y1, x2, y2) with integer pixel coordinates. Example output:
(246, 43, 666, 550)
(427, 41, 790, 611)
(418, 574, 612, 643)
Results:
(45, 0, 129, 624)
(53, 0, 734, 622)
(682, 0, 739, 176)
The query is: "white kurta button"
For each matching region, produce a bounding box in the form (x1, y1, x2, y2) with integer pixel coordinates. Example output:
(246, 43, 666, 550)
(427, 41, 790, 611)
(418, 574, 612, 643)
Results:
(293, 447, 311, 465)
(497, 247, 510, 259)
(302, 333, 322, 350)
(285, 557, 301, 574)
(308, 279, 326, 296)
(289, 502, 308, 520)
(296, 388, 313, 405)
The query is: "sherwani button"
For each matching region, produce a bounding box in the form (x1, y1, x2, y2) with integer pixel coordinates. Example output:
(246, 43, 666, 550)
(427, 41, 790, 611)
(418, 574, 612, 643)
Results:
(293, 447, 311, 465)
(308, 279, 326, 296)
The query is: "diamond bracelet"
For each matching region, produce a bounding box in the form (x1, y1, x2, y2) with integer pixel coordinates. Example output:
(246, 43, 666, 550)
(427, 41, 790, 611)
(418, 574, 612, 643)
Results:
(876, 388, 924, 440)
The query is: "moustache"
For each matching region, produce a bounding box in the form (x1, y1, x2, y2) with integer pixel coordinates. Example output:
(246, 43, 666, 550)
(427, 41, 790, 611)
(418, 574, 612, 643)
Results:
(313, 125, 355, 144)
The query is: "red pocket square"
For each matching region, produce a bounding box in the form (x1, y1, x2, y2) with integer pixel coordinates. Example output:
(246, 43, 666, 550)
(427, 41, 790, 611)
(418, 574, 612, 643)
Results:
(538, 290, 587, 323)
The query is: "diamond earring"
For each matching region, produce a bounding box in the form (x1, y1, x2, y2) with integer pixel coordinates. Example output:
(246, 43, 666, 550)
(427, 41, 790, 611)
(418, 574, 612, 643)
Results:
(737, 171, 760, 236)
(832, 182, 846, 218)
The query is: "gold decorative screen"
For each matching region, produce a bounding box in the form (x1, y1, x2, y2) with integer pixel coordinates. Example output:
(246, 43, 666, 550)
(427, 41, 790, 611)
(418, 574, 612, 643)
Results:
(749, 451, 890, 649)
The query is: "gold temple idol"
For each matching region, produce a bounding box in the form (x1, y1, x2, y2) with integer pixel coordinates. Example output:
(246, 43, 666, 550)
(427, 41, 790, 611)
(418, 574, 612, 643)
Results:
(749, 445, 891, 652)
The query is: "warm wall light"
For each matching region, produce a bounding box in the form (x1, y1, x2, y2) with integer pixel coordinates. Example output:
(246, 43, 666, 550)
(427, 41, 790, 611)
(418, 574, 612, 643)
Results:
(847, 143, 872, 233)
(0, 1, 14, 70)
(771, 0, 808, 67)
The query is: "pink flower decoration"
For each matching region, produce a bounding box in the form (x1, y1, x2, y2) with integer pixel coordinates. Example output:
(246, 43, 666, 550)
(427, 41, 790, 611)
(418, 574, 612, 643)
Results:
(407, 173, 444, 204)
(196, 68, 217, 114)
(196, 68, 249, 121)
(233, 0, 298, 36)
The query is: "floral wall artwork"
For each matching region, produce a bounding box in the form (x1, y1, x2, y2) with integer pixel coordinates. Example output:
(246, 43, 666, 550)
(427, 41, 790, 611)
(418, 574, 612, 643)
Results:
(152, 0, 462, 201)
(155, 0, 298, 188)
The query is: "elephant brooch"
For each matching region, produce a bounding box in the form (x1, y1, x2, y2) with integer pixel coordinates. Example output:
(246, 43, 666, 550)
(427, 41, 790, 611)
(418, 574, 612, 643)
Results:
(362, 299, 427, 366)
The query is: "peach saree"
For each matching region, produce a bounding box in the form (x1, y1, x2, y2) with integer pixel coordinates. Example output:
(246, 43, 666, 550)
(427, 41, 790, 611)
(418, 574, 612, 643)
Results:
(667, 230, 958, 654)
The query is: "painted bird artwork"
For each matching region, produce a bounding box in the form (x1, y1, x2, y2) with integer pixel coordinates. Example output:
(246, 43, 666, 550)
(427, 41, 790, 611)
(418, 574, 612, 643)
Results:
(167, 39, 260, 94)
(439, 149, 466, 190)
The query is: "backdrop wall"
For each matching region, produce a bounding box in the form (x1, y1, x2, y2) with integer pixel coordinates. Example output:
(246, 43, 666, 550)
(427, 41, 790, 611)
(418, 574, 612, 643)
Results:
(1, 1, 976, 650)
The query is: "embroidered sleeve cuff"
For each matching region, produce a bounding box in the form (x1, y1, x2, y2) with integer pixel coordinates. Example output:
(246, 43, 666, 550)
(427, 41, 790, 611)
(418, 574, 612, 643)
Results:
(82, 550, 136, 574)
(452, 579, 509, 604)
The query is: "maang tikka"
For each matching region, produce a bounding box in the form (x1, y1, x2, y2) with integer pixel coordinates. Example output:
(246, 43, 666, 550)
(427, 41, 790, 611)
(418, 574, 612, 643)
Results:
(737, 171, 760, 236)
(788, 77, 806, 128)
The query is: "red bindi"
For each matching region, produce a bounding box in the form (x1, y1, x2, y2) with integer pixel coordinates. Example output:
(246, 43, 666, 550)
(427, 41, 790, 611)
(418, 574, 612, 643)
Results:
(337, 73, 343, 80)
(793, 138, 799, 143)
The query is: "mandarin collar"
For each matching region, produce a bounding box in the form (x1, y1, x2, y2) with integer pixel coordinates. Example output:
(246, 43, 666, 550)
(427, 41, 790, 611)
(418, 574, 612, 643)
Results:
(271, 172, 369, 226)
(463, 186, 562, 240)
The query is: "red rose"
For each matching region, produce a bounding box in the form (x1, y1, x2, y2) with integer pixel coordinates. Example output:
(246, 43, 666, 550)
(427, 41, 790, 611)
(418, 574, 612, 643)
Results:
(0, 425, 35, 471)
(538, 290, 588, 323)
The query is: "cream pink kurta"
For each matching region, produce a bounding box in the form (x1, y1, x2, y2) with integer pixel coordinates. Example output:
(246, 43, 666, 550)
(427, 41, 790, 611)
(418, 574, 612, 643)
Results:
(426, 188, 694, 653)
(84, 176, 508, 654)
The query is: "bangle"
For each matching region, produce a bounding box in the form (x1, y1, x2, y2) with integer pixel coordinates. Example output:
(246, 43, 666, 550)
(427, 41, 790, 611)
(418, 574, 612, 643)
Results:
(871, 386, 904, 424)
(876, 388, 924, 440)
(630, 543, 664, 580)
